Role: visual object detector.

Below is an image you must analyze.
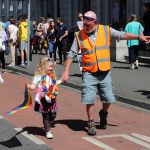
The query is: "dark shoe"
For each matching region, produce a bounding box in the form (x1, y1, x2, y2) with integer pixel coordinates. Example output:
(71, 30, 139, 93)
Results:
(135, 66, 139, 69)
(99, 110, 108, 129)
(87, 120, 96, 136)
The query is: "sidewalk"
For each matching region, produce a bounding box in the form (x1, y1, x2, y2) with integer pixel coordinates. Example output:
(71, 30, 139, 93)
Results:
(5, 54, 150, 110)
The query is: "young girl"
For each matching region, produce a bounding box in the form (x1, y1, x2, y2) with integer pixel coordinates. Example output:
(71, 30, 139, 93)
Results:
(27, 56, 62, 139)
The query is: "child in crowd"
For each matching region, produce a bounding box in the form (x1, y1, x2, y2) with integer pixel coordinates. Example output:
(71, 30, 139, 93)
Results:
(27, 56, 62, 139)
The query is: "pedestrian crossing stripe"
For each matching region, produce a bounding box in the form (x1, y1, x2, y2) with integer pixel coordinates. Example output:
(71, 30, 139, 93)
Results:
(14, 128, 45, 145)
(82, 133, 150, 149)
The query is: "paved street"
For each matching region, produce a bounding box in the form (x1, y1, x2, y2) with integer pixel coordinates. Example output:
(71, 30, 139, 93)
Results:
(0, 71, 150, 150)
(1, 0, 150, 149)
(5, 53, 150, 109)
(0, 53, 149, 149)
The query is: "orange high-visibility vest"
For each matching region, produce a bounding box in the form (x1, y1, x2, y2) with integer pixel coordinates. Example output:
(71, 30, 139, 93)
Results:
(75, 24, 111, 72)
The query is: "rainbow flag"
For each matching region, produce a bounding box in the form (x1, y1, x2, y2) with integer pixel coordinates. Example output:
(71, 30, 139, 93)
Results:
(5, 83, 32, 115)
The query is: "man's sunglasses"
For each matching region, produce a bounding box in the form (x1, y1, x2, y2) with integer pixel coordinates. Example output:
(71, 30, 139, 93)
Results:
(83, 16, 95, 21)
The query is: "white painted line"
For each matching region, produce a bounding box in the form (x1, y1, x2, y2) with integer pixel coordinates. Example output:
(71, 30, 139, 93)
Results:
(14, 128, 45, 145)
(82, 137, 116, 150)
(0, 115, 4, 119)
(131, 133, 150, 143)
(97, 134, 123, 138)
(121, 134, 150, 149)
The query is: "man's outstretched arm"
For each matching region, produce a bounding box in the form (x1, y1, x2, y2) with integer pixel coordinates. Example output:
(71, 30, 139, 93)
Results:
(123, 32, 150, 42)
(61, 58, 73, 82)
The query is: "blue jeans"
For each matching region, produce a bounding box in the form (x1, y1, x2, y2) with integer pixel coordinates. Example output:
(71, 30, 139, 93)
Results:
(48, 40, 56, 61)
(128, 45, 139, 64)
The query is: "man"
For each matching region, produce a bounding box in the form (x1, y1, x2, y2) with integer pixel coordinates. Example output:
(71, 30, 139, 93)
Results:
(5, 17, 11, 33)
(61, 11, 150, 136)
(8, 18, 18, 66)
(142, 2, 150, 36)
(56, 18, 68, 64)
(76, 13, 84, 71)
(18, 15, 28, 67)
(77, 13, 84, 30)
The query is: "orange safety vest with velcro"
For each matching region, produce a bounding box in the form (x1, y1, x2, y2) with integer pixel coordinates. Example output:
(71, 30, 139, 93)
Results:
(75, 24, 111, 72)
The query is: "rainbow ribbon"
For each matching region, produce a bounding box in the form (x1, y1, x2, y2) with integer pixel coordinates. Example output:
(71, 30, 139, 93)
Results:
(5, 83, 32, 115)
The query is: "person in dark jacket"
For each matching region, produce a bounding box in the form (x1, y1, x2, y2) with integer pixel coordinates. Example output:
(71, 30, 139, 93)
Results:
(142, 2, 150, 36)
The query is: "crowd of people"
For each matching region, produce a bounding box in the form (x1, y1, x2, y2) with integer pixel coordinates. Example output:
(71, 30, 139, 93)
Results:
(0, 15, 69, 68)
(0, 2, 150, 139)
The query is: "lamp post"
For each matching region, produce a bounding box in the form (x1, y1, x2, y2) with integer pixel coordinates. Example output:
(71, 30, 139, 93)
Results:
(27, 0, 31, 68)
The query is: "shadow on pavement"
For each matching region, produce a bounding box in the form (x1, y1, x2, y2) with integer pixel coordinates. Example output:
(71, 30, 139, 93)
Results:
(140, 64, 150, 68)
(0, 136, 22, 148)
(0, 127, 47, 149)
(53, 119, 87, 132)
(134, 90, 150, 99)
(70, 74, 82, 77)
(95, 121, 119, 129)
(53, 119, 119, 132)
(17, 126, 46, 137)
(112, 66, 130, 69)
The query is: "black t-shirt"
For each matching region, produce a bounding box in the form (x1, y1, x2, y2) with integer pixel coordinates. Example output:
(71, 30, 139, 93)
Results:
(56, 23, 68, 40)
(48, 29, 57, 41)
(142, 11, 150, 32)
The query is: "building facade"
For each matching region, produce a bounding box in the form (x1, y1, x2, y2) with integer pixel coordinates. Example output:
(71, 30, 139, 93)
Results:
(0, 0, 150, 29)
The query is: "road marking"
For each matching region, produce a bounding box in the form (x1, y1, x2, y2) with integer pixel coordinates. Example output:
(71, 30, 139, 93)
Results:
(82, 137, 115, 150)
(131, 133, 150, 143)
(0, 115, 4, 119)
(14, 128, 45, 145)
(97, 134, 123, 138)
(121, 134, 150, 149)
(83, 133, 150, 149)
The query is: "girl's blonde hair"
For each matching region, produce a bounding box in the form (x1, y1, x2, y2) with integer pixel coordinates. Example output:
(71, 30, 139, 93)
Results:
(35, 57, 56, 76)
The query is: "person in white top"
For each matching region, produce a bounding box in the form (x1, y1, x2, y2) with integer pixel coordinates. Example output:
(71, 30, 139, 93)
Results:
(8, 18, 18, 66)
(0, 26, 8, 82)
(76, 13, 84, 30)
(76, 13, 84, 71)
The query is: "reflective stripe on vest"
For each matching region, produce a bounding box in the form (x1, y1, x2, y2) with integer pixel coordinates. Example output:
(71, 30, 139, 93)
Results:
(75, 24, 111, 72)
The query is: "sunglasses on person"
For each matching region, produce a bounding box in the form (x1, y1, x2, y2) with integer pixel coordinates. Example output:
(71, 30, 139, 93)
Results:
(83, 16, 95, 21)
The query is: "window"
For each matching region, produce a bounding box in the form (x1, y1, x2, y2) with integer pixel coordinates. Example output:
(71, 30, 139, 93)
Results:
(17, 0, 23, 15)
(1, 0, 4, 15)
(9, 0, 13, 16)
(1, 0, 5, 21)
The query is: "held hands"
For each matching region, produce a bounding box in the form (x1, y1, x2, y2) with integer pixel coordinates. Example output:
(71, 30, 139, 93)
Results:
(27, 84, 36, 90)
(60, 70, 69, 83)
(56, 79, 62, 85)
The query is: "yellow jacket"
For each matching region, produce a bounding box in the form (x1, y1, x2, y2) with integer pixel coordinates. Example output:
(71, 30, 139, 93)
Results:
(18, 22, 28, 41)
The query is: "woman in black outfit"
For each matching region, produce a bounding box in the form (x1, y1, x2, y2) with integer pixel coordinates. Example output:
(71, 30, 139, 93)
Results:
(47, 20, 57, 61)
